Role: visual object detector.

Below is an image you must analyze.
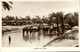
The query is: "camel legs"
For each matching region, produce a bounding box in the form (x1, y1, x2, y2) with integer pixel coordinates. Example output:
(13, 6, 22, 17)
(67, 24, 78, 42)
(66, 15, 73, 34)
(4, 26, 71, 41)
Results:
(23, 29, 28, 36)
(23, 29, 25, 36)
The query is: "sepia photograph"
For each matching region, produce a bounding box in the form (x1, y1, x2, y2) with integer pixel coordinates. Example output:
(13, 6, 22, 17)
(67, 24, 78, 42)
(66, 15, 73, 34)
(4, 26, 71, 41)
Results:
(2, 0, 79, 47)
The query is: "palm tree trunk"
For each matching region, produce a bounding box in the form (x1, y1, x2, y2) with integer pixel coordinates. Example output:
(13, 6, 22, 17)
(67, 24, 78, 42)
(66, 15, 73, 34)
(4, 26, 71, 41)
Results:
(56, 17, 60, 34)
(61, 18, 65, 34)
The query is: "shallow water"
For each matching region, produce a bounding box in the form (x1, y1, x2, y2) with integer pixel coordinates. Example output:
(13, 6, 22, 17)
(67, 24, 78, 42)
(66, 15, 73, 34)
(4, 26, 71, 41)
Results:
(2, 27, 57, 47)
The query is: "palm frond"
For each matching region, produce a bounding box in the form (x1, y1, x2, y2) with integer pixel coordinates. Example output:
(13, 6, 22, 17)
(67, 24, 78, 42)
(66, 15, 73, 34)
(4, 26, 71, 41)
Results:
(2, 1, 13, 11)
(9, 1, 13, 4)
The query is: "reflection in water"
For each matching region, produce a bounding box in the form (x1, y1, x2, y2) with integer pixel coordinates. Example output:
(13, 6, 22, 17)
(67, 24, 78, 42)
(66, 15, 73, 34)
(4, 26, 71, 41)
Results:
(38, 30, 43, 40)
(23, 31, 42, 43)
(23, 34, 29, 41)
(31, 32, 37, 40)
(3, 29, 57, 47)
(23, 30, 56, 43)
(9, 36, 11, 45)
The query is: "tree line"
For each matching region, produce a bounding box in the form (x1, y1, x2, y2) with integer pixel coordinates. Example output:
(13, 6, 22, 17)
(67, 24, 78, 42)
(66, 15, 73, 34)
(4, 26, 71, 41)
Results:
(2, 12, 78, 26)
(2, 1, 78, 35)
(2, 1, 78, 28)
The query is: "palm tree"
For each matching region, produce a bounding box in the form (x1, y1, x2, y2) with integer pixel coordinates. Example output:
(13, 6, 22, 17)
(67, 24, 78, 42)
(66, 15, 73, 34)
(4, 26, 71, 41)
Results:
(64, 12, 78, 27)
(56, 12, 64, 34)
(2, 1, 13, 11)
(73, 12, 78, 26)
(36, 15, 41, 23)
(48, 12, 65, 34)
(48, 12, 56, 25)
(42, 16, 48, 23)
(26, 16, 31, 21)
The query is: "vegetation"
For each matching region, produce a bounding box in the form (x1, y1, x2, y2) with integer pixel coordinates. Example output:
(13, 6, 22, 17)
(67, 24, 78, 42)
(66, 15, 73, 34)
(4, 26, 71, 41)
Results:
(2, 1, 13, 11)
(2, 12, 78, 34)
(2, 1, 78, 36)
(64, 12, 78, 27)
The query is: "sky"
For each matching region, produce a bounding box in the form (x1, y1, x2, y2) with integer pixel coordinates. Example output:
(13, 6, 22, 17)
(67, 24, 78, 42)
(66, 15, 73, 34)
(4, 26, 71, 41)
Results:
(2, 0, 79, 18)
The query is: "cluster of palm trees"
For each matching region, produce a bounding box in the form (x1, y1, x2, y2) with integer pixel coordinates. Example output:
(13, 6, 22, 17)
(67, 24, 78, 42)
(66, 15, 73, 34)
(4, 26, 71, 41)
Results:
(47, 11, 78, 34)
(2, 15, 32, 26)
(2, 1, 78, 35)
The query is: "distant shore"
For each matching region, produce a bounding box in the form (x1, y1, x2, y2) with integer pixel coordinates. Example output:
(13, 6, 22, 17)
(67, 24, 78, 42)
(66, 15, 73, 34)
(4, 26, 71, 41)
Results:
(2, 26, 25, 34)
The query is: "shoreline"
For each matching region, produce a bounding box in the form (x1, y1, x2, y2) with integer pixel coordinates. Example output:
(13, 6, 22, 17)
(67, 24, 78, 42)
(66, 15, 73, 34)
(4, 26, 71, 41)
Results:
(2, 26, 79, 47)
(43, 37, 78, 47)
(43, 31, 78, 47)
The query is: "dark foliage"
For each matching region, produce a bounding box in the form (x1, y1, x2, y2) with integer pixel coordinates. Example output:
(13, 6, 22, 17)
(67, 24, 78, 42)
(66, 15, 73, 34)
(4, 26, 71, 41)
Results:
(2, 1, 13, 11)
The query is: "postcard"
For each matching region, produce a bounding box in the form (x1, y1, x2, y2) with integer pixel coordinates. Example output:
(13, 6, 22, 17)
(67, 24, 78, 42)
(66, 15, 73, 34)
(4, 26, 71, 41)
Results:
(0, 0, 80, 52)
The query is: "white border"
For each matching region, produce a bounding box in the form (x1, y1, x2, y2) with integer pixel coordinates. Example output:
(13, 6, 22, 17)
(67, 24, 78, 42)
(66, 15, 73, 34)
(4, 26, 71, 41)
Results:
(0, 0, 2, 52)
(0, 0, 80, 52)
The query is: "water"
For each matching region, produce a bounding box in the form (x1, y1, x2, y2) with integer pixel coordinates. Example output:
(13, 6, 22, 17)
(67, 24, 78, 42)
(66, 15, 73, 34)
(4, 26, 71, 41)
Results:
(2, 27, 57, 47)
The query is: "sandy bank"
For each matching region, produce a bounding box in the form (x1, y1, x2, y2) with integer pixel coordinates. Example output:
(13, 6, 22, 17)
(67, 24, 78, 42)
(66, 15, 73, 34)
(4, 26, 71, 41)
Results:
(43, 26, 79, 47)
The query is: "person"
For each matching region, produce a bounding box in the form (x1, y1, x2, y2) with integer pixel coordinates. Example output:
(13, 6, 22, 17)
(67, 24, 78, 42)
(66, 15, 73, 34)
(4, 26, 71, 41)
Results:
(9, 36, 11, 44)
